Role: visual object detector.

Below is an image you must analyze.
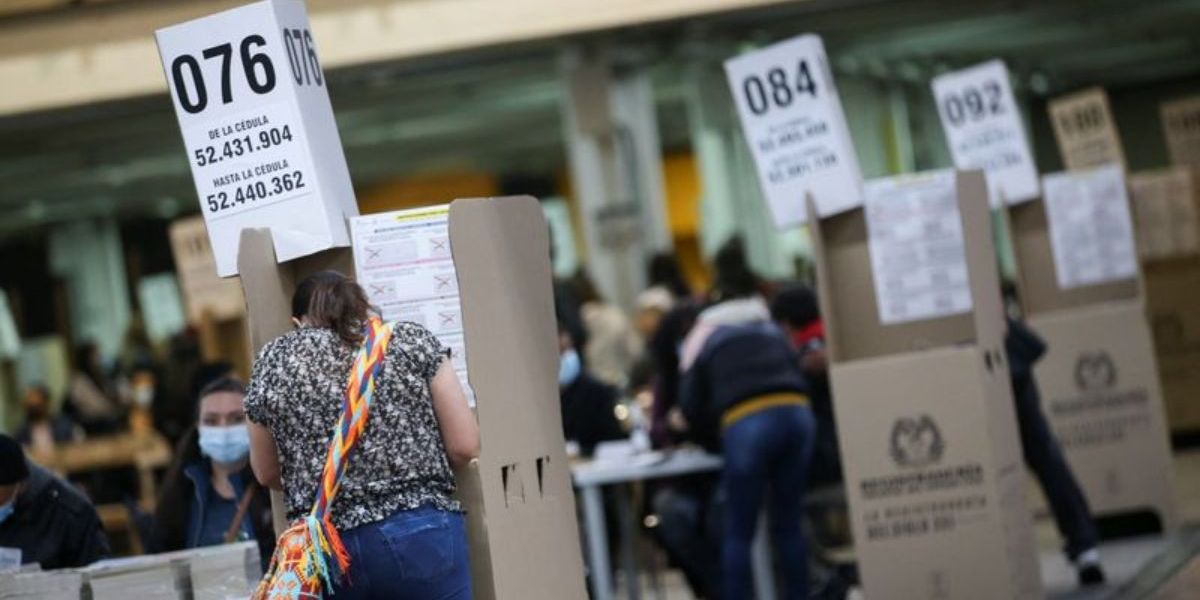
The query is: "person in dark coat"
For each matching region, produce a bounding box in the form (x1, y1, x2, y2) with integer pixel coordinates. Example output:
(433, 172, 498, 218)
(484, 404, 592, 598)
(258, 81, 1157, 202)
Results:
(0, 434, 110, 569)
(557, 324, 625, 457)
(1006, 319, 1105, 586)
(151, 377, 275, 566)
(771, 284, 842, 487)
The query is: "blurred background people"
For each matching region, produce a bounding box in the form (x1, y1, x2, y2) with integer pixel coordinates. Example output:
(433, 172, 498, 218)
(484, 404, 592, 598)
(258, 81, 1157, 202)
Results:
(151, 376, 273, 564)
(771, 284, 842, 487)
(1007, 318, 1106, 587)
(14, 384, 82, 454)
(679, 239, 816, 600)
(66, 342, 123, 435)
(570, 271, 644, 392)
(558, 321, 626, 458)
(0, 434, 111, 569)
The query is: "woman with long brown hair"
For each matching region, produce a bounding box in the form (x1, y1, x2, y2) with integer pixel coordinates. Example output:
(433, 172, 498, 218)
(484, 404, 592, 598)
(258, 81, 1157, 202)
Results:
(245, 271, 479, 599)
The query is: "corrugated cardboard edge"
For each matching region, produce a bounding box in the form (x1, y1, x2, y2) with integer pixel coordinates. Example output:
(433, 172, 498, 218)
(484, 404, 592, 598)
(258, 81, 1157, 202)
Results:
(449, 196, 587, 600)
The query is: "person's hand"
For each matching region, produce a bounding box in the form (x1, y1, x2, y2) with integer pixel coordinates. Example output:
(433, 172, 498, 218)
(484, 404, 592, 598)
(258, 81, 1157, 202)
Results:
(802, 347, 829, 373)
(667, 407, 689, 433)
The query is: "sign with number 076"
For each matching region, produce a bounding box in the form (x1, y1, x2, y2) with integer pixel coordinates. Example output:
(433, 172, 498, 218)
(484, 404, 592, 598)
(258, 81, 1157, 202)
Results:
(156, 0, 358, 277)
(725, 34, 864, 227)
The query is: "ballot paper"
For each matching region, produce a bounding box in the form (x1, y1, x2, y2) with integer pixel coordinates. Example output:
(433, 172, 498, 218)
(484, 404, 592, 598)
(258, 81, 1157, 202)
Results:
(187, 541, 261, 600)
(1042, 164, 1138, 289)
(864, 170, 974, 325)
(0, 570, 83, 600)
(84, 554, 188, 600)
(351, 206, 475, 406)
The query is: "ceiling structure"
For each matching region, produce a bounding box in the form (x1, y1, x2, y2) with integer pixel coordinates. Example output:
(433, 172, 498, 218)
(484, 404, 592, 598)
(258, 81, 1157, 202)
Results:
(0, 0, 1197, 240)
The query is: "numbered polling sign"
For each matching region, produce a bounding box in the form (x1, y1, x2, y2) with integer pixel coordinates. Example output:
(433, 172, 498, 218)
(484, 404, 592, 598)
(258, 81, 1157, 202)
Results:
(931, 60, 1038, 206)
(1161, 96, 1200, 166)
(1042, 165, 1138, 290)
(1049, 87, 1126, 171)
(863, 170, 973, 325)
(725, 34, 863, 227)
(156, 0, 358, 277)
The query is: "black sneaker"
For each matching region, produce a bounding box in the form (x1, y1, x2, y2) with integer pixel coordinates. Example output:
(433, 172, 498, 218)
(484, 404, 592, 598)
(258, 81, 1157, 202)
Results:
(1078, 563, 1106, 587)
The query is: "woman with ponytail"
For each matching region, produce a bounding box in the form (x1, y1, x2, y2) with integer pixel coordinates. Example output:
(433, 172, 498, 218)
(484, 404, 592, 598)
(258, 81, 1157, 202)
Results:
(244, 271, 479, 599)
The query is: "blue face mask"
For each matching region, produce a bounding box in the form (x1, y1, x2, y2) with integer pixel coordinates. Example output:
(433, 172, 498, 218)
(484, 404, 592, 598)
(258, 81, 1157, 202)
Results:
(559, 349, 582, 387)
(198, 425, 250, 465)
(0, 496, 15, 526)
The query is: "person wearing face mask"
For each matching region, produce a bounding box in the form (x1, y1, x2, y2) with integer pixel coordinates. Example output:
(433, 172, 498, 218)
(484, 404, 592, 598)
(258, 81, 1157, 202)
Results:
(557, 322, 626, 458)
(14, 385, 82, 455)
(0, 434, 111, 569)
(151, 377, 274, 564)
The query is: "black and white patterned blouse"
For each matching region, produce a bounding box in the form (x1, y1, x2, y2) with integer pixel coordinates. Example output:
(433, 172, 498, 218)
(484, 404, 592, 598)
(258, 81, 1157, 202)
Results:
(244, 321, 459, 531)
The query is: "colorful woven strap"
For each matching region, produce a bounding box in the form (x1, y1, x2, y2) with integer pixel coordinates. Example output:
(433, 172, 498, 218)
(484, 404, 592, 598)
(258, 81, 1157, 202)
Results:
(299, 317, 393, 592)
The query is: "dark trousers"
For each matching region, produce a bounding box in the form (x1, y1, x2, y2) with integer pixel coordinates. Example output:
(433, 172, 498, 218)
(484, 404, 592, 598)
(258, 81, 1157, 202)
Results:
(650, 479, 720, 597)
(721, 404, 816, 600)
(331, 505, 472, 600)
(1013, 374, 1099, 560)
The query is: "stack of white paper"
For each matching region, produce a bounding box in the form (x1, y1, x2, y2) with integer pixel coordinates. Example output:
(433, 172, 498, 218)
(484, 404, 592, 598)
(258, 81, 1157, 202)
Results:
(0, 570, 84, 600)
(83, 554, 188, 600)
(188, 542, 262, 600)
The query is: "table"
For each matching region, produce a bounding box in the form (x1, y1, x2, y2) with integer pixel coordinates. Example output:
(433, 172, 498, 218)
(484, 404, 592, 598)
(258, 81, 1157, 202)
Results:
(572, 449, 776, 600)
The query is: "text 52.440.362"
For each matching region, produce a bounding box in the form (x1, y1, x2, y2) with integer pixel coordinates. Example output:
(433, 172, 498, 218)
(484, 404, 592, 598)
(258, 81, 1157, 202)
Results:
(206, 170, 305, 213)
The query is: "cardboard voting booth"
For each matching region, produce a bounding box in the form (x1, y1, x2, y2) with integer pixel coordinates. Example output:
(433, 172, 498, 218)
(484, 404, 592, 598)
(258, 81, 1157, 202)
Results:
(1008, 166, 1178, 530)
(236, 196, 586, 600)
(811, 170, 1042, 600)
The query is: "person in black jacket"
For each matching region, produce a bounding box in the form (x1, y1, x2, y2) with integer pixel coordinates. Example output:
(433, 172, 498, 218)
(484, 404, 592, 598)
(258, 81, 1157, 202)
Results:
(0, 434, 110, 569)
(1006, 319, 1105, 586)
(557, 324, 625, 457)
(680, 298, 815, 600)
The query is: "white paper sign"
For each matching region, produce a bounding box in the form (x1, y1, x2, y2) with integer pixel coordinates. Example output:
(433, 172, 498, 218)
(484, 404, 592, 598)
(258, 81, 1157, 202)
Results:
(1161, 96, 1200, 166)
(1042, 164, 1138, 289)
(865, 170, 974, 325)
(351, 206, 475, 406)
(156, 0, 358, 277)
(725, 34, 864, 226)
(931, 60, 1039, 206)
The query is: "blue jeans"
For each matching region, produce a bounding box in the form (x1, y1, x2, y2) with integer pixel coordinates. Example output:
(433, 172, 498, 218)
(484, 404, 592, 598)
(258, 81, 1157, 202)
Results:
(721, 404, 816, 600)
(330, 505, 472, 600)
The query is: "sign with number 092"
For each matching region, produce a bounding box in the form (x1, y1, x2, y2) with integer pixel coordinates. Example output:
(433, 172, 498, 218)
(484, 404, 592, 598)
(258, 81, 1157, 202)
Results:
(724, 34, 864, 227)
(931, 60, 1039, 206)
(156, 0, 358, 277)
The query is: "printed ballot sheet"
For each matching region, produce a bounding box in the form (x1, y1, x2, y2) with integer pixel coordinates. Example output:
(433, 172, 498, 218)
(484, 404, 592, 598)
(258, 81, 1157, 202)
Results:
(865, 170, 974, 325)
(351, 206, 474, 406)
(1042, 165, 1139, 290)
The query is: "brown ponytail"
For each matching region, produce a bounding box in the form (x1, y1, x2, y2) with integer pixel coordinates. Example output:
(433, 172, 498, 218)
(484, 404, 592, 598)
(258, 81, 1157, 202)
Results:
(292, 271, 372, 346)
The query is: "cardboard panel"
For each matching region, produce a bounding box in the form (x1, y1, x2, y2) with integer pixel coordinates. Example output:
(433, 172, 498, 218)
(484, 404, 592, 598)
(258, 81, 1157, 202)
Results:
(448, 196, 587, 600)
(1142, 257, 1200, 433)
(1048, 87, 1126, 172)
(1161, 95, 1200, 167)
(1009, 199, 1140, 315)
(810, 171, 1003, 362)
(1029, 302, 1178, 529)
(832, 348, 1040, 600)
(169, 215, 246, 323)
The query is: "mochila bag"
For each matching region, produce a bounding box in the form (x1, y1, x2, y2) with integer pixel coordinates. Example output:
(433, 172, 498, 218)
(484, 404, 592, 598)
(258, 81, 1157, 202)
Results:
(252, 317, 394, 600)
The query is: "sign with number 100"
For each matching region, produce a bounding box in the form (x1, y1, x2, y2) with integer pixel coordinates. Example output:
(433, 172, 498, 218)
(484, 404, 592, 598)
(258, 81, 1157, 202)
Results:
(156, 0, 358, 277)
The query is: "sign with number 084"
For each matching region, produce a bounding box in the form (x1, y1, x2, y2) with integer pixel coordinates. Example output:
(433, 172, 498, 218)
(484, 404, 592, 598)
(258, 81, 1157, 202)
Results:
(156, 0, 358, 277)
(931, 60, 1039, 206)
(725, 34, 864, 227)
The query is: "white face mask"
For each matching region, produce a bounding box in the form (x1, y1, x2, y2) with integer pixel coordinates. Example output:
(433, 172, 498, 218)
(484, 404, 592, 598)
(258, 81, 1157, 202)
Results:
(198, 425, 250, 465)
(132, 385, 154, 408)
